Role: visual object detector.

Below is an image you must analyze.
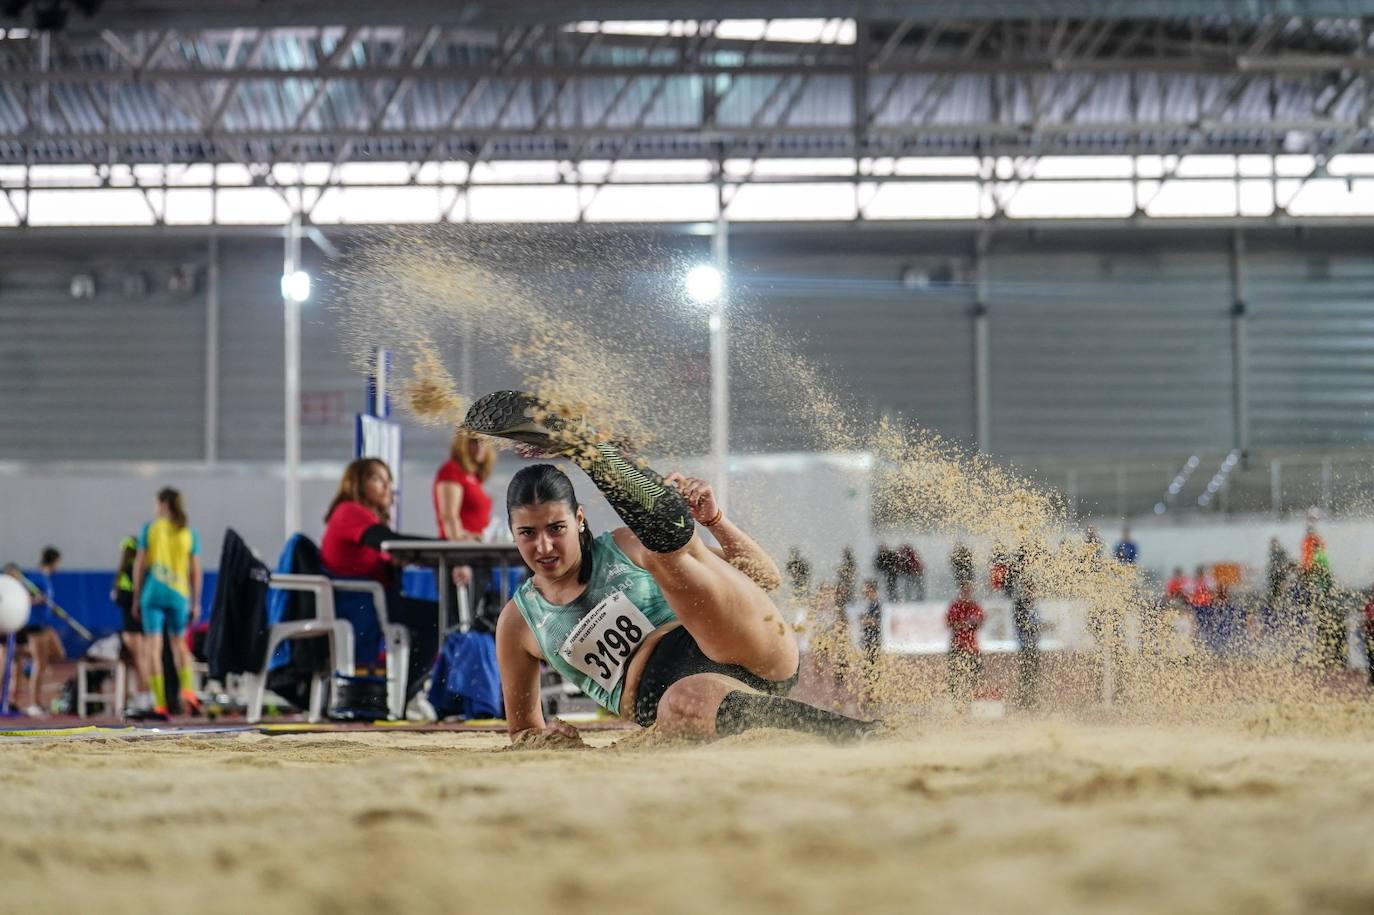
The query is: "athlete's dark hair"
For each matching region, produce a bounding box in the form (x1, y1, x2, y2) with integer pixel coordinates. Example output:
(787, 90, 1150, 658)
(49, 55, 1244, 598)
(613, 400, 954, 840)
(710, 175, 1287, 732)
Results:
(507, 463, 593, 584)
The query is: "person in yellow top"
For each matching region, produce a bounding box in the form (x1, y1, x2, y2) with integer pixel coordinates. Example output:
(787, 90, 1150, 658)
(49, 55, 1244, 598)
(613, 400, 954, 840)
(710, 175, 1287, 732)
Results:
(131, 488, 203, 719)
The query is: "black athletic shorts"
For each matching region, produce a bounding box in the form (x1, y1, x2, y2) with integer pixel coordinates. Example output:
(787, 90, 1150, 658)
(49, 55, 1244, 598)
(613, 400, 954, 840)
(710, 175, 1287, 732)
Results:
(115, 590, 137, 633)
(12, 623, 44, 646)
(632, 625, 799, 727)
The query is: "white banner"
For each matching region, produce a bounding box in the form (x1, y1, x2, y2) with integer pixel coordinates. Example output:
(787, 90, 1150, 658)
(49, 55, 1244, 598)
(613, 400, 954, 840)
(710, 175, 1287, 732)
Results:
(878, 599, 1094, 654)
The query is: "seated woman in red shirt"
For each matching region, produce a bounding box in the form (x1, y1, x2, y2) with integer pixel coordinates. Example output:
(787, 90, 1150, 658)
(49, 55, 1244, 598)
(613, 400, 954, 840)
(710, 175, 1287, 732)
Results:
(433, 429, 495, 541)
(320, 458, 440, 700)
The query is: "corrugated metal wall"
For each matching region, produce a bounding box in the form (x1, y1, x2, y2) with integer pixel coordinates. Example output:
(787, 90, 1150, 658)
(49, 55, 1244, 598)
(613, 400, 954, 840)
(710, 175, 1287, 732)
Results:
(986, 243, 1235, 456)
(733, 244, 976, 452)
(1246, 240, 1374, 449)
(3, 225, 1373, 464)
(0, 236, 208, 460)
(216, 239, 367, 461)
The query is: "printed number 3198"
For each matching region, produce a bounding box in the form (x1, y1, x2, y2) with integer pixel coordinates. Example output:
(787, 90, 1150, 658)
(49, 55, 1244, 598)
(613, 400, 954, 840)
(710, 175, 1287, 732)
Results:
(583, 615, 644, 682)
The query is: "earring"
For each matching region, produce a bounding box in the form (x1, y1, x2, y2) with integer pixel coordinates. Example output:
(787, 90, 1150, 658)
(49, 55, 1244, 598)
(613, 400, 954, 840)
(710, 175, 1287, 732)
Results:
(579, 523, 586, 532)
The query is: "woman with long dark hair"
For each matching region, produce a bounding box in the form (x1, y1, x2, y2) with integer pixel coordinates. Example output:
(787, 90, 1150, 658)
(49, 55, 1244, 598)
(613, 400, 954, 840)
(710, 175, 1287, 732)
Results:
(466, 391, 880, 744)
(320, 457, 441, 701)
(131, 487, 202, 719)
(433, 429, 495, 541)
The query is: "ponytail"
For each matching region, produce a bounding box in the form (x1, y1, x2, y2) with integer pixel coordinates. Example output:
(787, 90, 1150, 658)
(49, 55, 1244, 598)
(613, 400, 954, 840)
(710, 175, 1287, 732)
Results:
(158, 486, 187, 529)
(576, 516, 595, 584)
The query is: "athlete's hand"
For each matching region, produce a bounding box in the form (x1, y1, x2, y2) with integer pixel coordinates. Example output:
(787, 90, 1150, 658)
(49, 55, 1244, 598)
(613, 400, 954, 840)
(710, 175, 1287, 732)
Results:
(130, 600, 140, 622)
(511, 718, 585, 749)
(514, 443, 550, 459)
(545, 717, 581, 740)
(664, 472, 719, 525)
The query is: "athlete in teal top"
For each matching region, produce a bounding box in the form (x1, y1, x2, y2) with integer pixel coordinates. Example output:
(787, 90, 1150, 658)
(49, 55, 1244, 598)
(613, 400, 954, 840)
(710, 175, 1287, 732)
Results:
(475, 390, 881, 746)
(512, 531, 678, 714)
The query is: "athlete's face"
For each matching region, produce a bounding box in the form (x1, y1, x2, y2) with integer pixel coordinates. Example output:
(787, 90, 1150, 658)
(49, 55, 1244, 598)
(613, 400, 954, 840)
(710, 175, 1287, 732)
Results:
(511, 501, 583, 580)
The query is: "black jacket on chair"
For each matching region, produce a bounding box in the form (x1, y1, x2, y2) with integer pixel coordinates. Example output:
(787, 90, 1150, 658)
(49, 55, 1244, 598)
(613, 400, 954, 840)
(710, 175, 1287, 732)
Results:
(205, 528, 272, 680)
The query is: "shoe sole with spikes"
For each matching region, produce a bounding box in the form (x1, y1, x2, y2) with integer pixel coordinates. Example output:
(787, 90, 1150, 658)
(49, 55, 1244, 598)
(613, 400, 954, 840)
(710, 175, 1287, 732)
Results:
(464, 390, 694, 553)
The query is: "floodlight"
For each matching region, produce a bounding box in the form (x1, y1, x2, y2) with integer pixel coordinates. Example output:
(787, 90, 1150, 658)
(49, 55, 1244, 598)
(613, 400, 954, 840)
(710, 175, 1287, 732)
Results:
(686, 264, 723, 305)
(281, 270, 311, 304)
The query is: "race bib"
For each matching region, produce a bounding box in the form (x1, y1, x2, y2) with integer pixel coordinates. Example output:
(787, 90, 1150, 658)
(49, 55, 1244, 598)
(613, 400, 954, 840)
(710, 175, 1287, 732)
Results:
(559, 590, 655, 692)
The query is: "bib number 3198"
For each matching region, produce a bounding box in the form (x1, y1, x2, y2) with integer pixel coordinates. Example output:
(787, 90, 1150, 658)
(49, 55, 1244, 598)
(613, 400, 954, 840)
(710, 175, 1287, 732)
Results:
(560, 591, 655, 691)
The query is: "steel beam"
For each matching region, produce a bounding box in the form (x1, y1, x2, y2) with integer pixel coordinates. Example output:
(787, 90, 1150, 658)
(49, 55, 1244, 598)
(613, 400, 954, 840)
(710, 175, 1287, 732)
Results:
(45, 1, 1373, 33)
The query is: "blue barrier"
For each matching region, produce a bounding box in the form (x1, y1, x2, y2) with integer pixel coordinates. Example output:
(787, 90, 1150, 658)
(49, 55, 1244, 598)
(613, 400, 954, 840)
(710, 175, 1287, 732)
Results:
(21, 563, 522, 659)
(14, 569, 220, 657)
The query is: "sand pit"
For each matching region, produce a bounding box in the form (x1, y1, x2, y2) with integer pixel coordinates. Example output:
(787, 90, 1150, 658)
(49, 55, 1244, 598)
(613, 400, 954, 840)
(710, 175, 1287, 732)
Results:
(4, 715, 1374, 914)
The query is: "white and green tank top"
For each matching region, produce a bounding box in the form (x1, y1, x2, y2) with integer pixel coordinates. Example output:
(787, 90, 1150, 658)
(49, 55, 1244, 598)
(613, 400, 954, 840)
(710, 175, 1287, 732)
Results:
(513, 532, 678, 714)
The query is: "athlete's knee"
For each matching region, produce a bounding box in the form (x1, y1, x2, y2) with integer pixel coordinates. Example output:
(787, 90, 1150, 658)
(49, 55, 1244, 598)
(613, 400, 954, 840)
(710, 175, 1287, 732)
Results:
(656, 674, 741, 737)
(657, 676, 710, 726)
(702, 626, 799, 683)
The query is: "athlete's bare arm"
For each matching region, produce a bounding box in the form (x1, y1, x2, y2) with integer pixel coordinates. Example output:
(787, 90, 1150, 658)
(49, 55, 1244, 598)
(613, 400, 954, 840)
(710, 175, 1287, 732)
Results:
(611, 472, 782, 591)
(496, 600, 545, 737)
(496, 600, 584, 745)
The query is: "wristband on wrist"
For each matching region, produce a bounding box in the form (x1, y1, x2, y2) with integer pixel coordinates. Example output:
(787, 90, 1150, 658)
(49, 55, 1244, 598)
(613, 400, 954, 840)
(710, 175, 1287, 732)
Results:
(703, 508, 724, 527)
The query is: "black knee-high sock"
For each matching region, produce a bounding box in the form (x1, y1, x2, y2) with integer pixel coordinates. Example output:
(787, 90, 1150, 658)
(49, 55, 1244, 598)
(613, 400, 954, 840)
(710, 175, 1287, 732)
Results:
(714, 691, 880, 743)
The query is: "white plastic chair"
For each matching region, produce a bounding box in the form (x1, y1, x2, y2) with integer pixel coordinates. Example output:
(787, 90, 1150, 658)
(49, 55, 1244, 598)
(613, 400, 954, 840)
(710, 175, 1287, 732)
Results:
(243, 574, 355, 724)
(329, 579, 411, 721)
(75, 659, 126, 719)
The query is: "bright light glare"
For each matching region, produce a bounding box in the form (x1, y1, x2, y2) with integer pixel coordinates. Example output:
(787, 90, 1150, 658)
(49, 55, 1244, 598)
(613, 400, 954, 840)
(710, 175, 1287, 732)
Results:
(686, 265, 723, 305)
(281, 270, 311, 303)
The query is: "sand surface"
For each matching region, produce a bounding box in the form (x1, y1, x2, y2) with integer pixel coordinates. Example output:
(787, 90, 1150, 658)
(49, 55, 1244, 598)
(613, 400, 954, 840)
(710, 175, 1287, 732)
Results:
(4, 714, 1374, 915)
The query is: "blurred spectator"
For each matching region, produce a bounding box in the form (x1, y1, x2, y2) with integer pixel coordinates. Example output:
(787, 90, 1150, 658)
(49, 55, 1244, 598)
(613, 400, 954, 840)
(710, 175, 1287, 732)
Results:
(950, 543, 974, 589)
(1305, 553, 1343, 669)
(859, 580, 883, 668)
(1362, 589, 1374, 688)
(1296, 520, 1344, 667)
(433, 429, 496, 597)
(131, 490, 203, 719)
(873, 545, 900, 602)
(807, 582, 851, 705)
(1084, 525, 1103, 557)
(1266, 538, 1289, 603)
(1113, 525, 1138, 565)
(1300, 521, 1326, 573)
(1007, 543, 1042, 709)
(897, 543, 925, 600)
(1262, 538, 1292, 637)
(433, 429, 495, 541)
(322, 458, 442, 701)
(945, 581, 984, 705)
(1189, 565, 1218, 653)
(988, 543, 1010, 593)
(1164, 566, 1189, 602)
(9, 547, 67, 716)
(784, 547, 811, 598)
(111, 534, 150, 712)
(1211, 575, 1243, 654)
(835, 548, 857, 610)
